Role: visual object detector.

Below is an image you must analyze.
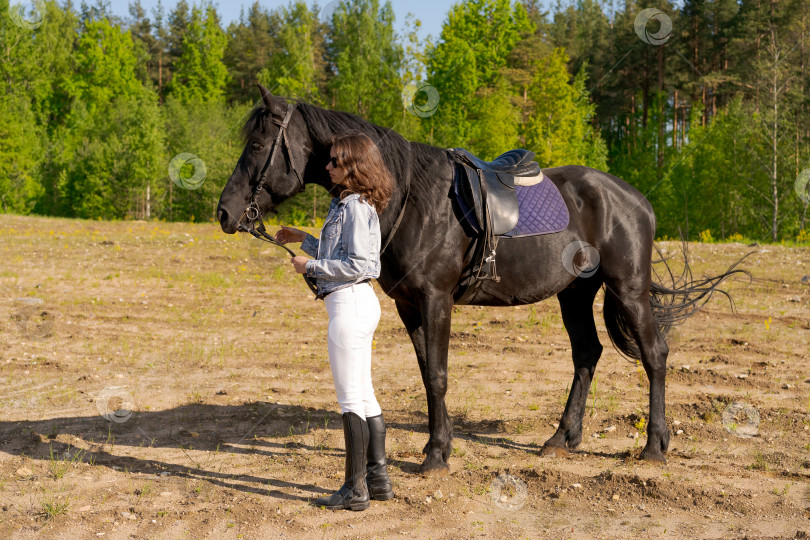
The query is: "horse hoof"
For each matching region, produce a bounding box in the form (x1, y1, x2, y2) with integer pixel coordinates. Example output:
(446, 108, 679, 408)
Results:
(541, 445, 568, 457)
(419, 460, 450, 478)
(639, 448, 667, 463)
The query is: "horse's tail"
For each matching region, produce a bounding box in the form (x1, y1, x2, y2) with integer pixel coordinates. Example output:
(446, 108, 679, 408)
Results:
(603, 241, 753, 360)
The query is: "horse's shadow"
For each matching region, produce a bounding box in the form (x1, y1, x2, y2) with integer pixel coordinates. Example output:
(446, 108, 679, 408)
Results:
(1, 403, 622, 499)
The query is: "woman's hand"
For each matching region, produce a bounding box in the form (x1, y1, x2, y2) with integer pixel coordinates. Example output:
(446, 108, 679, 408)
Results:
(275, 225, 307, 245)
(291, 256, 309, 274)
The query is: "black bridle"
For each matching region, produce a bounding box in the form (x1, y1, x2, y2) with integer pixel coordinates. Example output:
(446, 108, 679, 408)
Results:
(236, 102, 319, 297)
(235, 100, 411, 299)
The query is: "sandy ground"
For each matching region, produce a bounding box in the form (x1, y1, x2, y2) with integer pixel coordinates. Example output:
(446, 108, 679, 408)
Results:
(1, 214, 809, 539)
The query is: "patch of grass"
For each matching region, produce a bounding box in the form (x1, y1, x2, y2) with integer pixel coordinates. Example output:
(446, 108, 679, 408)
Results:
(40, 493, 69, 519)
(700, 411, 716, 423)
(748, 450, 769, 471)
(271, 266, 286, 281)
(48, 445, 86, 480)
(186, 389, 204, 404)
(135, 481, 153, 503)
(525, 306, 540, 328)
(197, 273, 233, 289)
(636, 360, 645, 386)
(463, 460, 483, 471)
(558, 383, 570, 408)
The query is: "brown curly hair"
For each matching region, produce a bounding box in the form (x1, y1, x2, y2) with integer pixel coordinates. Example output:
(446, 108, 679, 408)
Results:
(329, 132, 395, 212)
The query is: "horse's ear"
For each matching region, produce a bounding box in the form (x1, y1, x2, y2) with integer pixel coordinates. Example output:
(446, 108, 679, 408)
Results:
(257, 84, 286, 116)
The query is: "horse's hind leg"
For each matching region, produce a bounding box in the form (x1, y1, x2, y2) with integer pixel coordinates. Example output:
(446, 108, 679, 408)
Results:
(603, 282, 670, 462)
(542, 279, 603, 455)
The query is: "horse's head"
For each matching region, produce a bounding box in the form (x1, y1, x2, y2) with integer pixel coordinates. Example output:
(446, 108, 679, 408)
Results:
(217, 85, 322, 234)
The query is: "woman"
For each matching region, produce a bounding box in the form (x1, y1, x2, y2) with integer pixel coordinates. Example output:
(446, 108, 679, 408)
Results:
(274, 132, 395, 511)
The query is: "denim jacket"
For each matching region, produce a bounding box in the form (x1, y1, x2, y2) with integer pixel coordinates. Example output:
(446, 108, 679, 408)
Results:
(301, 193, 381, 298)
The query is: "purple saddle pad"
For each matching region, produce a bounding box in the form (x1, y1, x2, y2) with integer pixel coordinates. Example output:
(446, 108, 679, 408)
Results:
(502, 175, 569, 237)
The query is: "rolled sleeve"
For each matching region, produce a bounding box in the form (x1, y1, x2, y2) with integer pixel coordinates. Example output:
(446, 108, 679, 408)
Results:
(305, 258, 318, 278)
(300, 233, 319, 258)
(304, 201, 371, 281)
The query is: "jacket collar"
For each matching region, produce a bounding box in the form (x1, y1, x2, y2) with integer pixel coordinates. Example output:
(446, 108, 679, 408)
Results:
(335, 192, 361, 206)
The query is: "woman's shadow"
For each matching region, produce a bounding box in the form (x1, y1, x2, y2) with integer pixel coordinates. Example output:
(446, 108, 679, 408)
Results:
(2, 401, 358, 502)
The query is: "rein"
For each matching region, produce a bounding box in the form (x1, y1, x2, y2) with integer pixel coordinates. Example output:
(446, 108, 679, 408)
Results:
(235, 100, 410, 297)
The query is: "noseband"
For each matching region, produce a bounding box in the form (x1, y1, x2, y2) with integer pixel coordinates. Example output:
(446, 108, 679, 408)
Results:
(236, 102, 318, 297)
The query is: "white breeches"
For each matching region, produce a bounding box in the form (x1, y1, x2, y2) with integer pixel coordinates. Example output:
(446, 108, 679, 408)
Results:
(324, 282, 382, 419)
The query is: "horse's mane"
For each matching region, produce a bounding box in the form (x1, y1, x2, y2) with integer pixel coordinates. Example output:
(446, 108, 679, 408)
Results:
(298, 102, 407, 148)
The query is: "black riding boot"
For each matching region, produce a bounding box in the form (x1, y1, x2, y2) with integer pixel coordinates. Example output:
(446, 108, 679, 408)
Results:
(366, 414, 394, 501)
(314, 412, 370, 511)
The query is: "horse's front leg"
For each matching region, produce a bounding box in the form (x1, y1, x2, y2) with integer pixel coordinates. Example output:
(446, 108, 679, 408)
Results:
(395, 297, 452, 476)
(416, 293, 454, 476)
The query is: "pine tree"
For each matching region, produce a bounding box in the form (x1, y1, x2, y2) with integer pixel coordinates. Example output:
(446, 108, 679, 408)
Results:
(223, 2, 278, 104)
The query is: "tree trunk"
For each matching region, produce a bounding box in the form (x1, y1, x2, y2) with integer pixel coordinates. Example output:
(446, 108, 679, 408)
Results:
(771, 72, 778, 242)
(673, 89, 678, 150)
(657, 44, 665, 172)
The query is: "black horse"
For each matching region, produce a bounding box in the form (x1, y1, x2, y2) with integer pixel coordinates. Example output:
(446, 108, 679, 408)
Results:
(217, 85, 747, 476)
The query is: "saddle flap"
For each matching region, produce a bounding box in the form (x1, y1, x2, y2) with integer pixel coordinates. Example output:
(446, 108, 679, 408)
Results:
(480, 171, 519, 236)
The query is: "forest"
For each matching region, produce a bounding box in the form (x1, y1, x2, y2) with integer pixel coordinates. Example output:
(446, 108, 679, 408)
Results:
(1, 0, 809, 242)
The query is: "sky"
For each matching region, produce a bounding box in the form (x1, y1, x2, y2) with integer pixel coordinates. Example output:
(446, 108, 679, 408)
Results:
(107, 0, 461, 42)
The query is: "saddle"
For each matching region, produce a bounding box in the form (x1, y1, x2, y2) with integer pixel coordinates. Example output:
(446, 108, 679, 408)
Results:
(449, 148, 542, 301)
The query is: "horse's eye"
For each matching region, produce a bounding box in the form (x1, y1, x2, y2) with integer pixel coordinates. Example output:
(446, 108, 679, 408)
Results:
(251, 142, 263, 152)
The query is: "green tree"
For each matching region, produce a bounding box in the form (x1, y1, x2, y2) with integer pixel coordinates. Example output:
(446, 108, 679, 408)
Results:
(426, 0, 533, 157)
(66, 18, 142, 107)
(0, 94, 43, 213)
(326, 0, 403, 126)
(223, 2, 278, 104)
(259, 1, 325, 104)
(170, 3, 228, 104)
(161, 96, 246, 222)
(524, 48, 607, 169)
(42, 15, 165, 219)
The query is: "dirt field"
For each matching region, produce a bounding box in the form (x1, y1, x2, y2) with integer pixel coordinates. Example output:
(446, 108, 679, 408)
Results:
(1, 214, 809, 539)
